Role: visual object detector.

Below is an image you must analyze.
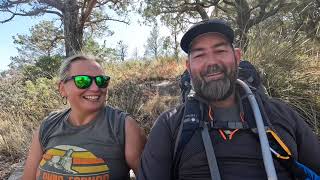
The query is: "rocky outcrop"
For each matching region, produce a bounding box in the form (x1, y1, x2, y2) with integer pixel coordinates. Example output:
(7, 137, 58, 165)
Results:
(152, 80, 180, 96)
(7, 161, 24, 180)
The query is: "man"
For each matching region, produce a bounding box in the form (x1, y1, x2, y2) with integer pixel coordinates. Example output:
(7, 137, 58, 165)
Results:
(138, 19, 320, 180)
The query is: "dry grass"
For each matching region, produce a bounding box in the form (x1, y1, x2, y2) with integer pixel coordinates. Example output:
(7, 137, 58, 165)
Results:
(244, 25, 320, 135)
(0, 58, 185, 159)
(105, 57, 185, 86)
(0, 41, 319, 161)
(140, 94, 180, 133)
(0, 76, 63, 158)
(107, 58, 184, 133)
(0, 115, 33, 158)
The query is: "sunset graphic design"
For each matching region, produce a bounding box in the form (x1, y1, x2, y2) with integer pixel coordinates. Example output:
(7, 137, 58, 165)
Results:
(37, 145, 109, 180)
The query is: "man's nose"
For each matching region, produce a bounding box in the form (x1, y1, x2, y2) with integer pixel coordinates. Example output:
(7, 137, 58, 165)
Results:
(205, 52, 220, 65)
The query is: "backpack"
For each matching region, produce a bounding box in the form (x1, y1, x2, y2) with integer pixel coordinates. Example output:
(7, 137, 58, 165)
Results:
(175, 60, 319, 180)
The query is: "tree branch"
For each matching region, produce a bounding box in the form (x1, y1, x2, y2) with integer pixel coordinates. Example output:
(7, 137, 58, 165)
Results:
(38, 0, 63, 10)
(222, 0, 235, 6)
(247, 0, 286, 28)
(50, 35, 65, 48)
(80, 0, 97, 29)
(0, 13, 15, 23)
(43, 10, 63, 17)
(216, 5, 229, 14)
(0, 8, 43, 23)
(0, 0, 63, 23)
(195, 4, 209, 20)
(0, 0, 29, 8)
(86, 17, 129, 25)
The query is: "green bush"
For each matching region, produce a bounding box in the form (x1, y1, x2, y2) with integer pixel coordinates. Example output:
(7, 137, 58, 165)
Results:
(22, 55, 62, 81)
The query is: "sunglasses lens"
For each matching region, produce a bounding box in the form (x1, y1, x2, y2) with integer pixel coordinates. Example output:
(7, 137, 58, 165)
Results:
(74, 75, 92, 89)
(95, 75, 110, 88)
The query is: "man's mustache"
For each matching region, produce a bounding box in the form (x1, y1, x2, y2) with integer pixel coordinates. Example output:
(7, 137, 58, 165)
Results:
(201, 64, 226, 76)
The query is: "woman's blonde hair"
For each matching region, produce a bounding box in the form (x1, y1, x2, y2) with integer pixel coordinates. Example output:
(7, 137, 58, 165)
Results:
(59, 54, 101, 81)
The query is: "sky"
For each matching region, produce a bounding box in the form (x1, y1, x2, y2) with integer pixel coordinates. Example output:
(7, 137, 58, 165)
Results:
(0, 16, 34, 71)
(0, 12, 171, 71)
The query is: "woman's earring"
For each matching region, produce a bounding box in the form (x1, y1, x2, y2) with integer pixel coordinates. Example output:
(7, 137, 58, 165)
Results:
(62, 96, 68, 105)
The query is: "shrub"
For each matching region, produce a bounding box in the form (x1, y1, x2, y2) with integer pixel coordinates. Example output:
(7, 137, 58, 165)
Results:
(0, 57, 185, 157)
(245, 25, 320, 134)
(0, 76, 63, 157)
(22, 55, 63, 81)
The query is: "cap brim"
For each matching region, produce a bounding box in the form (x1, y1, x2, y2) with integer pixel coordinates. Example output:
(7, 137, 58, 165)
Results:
(180, 20, 234, 53)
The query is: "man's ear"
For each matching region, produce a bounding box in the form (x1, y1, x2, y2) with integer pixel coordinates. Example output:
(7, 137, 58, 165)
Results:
(234, 48, 242, 66)
(186, 58, 191, 73)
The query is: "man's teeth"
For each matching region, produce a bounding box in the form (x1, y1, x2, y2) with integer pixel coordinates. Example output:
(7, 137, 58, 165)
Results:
(209, 71, 221, 74)
(208, 67, 222, 74)
(85, 96, 99, 100)
(207, 70, 222, 75)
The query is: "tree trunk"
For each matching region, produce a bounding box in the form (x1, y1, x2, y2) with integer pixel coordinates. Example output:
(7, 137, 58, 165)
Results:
(174, 32, 179, 61)
(63, 0, 83, 57)
(237, 29, 249, 52)
(234, 0, 250, 51)
(196, 5, 209, 20)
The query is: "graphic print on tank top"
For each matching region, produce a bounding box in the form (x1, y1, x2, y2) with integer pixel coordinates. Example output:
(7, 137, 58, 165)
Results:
(37, 145, 110, 180)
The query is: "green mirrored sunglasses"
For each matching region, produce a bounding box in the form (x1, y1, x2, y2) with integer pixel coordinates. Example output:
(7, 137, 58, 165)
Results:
(64, 75, 110, 89)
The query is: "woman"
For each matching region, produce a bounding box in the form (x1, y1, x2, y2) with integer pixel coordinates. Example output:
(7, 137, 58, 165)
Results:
(22, 54, 146, 180)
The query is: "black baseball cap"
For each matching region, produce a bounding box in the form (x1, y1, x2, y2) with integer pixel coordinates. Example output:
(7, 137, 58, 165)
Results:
(180, 19, 234, 53)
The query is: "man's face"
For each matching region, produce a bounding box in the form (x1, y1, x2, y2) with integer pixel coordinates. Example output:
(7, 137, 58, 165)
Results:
(187, 32, 241, 101)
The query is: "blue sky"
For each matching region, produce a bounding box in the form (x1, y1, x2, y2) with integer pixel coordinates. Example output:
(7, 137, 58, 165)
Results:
(0, 16, 38, 71)
(0, 12, 171, 71)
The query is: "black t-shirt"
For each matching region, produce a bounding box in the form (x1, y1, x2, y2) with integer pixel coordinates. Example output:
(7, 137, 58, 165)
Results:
(138, 99, 320, 180)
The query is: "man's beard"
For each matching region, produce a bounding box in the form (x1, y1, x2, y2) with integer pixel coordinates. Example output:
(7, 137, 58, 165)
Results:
(191, 63, 237, 101)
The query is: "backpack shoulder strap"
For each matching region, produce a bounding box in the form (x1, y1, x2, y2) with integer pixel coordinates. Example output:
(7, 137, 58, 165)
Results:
(172, 97, 204, 179)
(174, 98, 202, 153)
(173, 96, 222, 180)
(173, 116, 184, 160)
(201, 121, 221, 180)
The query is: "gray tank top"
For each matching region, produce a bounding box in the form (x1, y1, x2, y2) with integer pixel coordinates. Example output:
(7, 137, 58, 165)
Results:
(37, 106, 130, 180)
(214, 104, 241, 122)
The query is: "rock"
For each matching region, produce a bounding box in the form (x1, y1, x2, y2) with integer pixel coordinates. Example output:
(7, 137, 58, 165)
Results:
(7, 161, 136, 180)
(130, 169, 136, 180)
(152, 80, 179, 96)
(8, 161, 24, 180)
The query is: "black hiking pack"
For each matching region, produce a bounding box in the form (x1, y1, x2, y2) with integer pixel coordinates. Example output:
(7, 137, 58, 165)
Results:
(175, 60, 319, 180)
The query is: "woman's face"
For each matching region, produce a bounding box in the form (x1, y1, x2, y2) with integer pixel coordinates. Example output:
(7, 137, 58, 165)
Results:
(59, 60, 108, 114)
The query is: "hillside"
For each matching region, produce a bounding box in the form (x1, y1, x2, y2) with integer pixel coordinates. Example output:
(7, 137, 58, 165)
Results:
(0, 56, 319, 179)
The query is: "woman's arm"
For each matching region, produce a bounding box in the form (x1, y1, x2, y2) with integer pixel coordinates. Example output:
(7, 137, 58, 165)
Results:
(22, 128, 43, 180)
(124, 117, 146, 175)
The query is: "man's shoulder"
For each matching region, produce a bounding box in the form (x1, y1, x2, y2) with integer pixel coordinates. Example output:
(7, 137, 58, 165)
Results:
(262, 97, 303, 130)
(157, 104, 184, 121)
(264, 97, 297, 116)
(153, 104, 185, 133)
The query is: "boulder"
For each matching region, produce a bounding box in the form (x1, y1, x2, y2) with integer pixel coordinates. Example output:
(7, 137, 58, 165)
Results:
(8, 161, 24, 180)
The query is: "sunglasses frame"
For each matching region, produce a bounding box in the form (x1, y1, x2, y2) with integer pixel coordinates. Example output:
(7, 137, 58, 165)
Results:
(64, 75, 110, 89)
